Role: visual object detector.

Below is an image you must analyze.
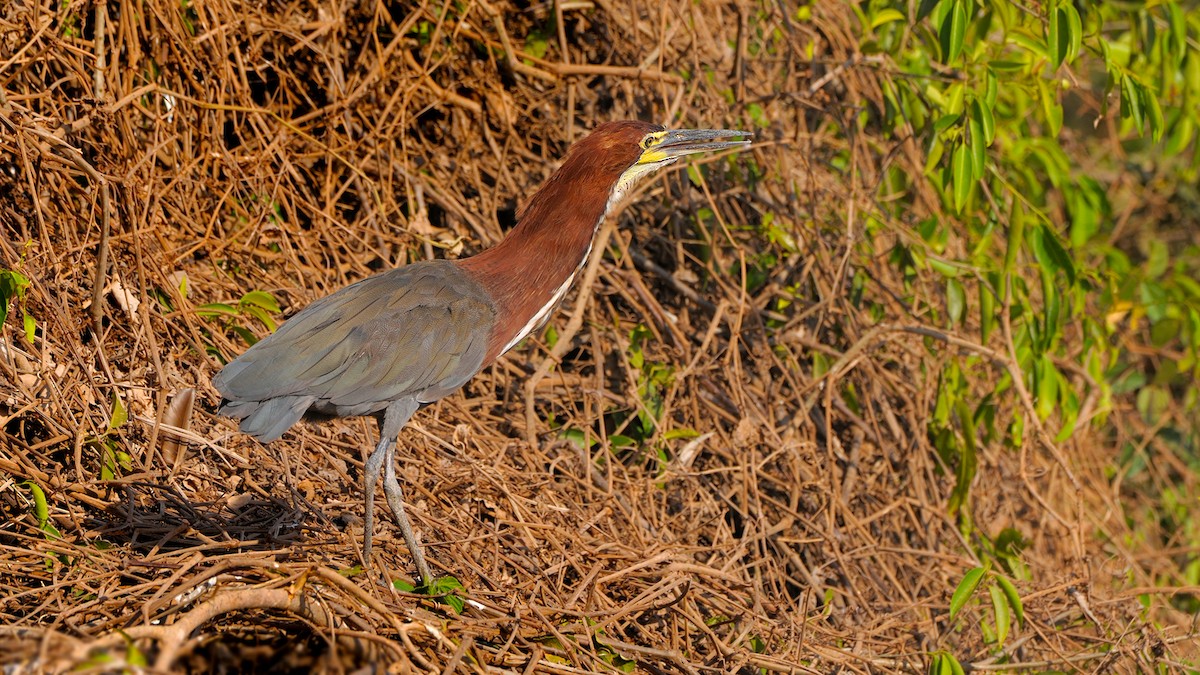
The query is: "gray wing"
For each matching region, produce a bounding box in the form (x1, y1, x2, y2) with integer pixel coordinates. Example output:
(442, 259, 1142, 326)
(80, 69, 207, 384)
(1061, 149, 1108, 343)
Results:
(213, 260, 495, 441)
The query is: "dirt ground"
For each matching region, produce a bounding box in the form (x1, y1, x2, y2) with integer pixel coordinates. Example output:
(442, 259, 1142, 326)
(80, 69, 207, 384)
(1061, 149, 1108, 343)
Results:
(0, 0, 1195, 672)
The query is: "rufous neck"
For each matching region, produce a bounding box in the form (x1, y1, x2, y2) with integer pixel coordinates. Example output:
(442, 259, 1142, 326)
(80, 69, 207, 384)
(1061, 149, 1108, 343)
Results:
(458, 167, 612, 363)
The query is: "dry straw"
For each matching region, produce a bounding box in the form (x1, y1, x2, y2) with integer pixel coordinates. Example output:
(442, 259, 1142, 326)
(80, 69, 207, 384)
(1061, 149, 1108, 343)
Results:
(0, 0, 1191, 672)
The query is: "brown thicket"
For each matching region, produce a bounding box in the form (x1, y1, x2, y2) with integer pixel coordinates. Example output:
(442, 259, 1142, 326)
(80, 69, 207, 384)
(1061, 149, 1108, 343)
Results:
(0, 0, 1193, 672)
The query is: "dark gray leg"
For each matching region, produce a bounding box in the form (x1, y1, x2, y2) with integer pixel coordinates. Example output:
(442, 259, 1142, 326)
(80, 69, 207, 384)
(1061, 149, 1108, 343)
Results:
(362, 399, 432, 584)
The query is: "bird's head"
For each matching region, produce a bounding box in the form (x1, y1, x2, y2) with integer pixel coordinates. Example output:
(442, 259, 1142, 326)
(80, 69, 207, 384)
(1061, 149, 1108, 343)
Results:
(553, 121, 753, 213)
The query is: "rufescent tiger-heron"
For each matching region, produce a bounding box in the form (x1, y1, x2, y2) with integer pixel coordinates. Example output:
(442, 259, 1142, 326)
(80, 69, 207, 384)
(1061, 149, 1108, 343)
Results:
(213, 120, 752, 585)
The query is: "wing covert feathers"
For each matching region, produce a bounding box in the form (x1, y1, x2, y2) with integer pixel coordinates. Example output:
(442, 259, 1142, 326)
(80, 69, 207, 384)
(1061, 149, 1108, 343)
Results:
(213, 261, 495, 441)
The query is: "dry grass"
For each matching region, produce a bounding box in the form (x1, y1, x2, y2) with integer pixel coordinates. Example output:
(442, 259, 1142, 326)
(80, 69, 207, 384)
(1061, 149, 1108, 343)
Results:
(0, 0, 1195, 672)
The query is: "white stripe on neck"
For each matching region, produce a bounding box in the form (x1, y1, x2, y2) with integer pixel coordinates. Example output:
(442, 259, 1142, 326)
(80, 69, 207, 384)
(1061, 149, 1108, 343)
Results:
(500, 238, 593, 355)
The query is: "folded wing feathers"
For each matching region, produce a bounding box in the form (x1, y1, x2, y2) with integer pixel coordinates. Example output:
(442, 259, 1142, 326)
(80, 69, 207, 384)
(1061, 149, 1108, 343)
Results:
(215, 262, 495, 439)
(221, 395, 316, 442)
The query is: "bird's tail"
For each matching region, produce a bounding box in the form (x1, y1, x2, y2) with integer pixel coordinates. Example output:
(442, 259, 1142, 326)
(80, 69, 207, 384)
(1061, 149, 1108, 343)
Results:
(218, 395, 314, 442)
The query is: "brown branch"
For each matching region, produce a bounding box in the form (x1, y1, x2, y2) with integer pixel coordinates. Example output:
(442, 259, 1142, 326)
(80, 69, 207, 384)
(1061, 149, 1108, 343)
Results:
(121, 588, 327, 670)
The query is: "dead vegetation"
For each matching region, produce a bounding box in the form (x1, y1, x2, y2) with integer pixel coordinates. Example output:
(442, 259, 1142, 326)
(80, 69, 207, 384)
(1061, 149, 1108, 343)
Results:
(0, 0, 1195, 672)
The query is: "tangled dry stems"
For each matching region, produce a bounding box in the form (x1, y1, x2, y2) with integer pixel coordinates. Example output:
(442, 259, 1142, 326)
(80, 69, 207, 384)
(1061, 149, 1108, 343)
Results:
(1, 0, 1196, 672)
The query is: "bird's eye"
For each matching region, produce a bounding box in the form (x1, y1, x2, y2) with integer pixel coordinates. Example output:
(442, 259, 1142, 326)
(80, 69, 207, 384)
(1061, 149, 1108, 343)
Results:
(641, 136, 652, 149)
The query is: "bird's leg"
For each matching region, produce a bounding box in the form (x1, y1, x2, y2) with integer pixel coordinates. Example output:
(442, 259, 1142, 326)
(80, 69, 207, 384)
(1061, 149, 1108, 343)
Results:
(361, 432, 390, 560)
(369, 399, 431, 585)
(383, 439, 434, 585)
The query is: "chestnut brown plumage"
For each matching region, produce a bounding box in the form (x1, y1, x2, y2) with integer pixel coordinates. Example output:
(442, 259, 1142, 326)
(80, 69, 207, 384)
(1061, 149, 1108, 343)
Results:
(213, 120, 751, 585)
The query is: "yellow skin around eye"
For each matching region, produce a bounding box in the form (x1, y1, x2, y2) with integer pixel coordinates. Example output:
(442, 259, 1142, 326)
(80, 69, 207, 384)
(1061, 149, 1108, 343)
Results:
(636, 131, 673, 164)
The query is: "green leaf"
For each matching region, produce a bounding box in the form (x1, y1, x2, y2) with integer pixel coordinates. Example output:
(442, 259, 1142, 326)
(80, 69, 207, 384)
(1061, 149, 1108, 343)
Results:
(1165, 113, 1195, 156)
(947, 278, 966, 327)
(0, 269, 30, 296)
(746, 102, 770, 129)
(560, 427, 596, 450)
(1009, 410, 1024, 447)
(25, 480, 62, 540)
(1038, 80, 1063, 137)
(24, 481, 50, 525)
(23, 311, 35, 343)
(1121, 74, 1144, 133)
(988, 60, 1026, 73)
(1035, 355, 1058, 421)
(426, 575, 463, 594)
(933, 113, 963, 137)
(973, 98, 995, 146)
(950, 400, 978, 514)
(811, 351, 828, 379)
(0, 269, 31, 326)
(1146, 239, 1169, 279)
(239, 290, 281, 313)
(951, 142, 971, 213)
(940, 0, 967, 64)
(241, 305, 277, 332)
(1055, 383, 1079, 442)
(1040, 273, 1060, 352)
(929, 258, 961, 278)
(109, 392, 128, 431)
(995, 576, 1025, 626)
(1142, 85, 1164, 142)
(1004, 205, 1027, 281)
(663, 427, 700, 440)
(608, 434, 637, 448)
(1046, 0, 1063, 68)
(1063, 3, 1082, 63)
(231, 325, 259, 346)
(931, 651, 966, 675)
(916, 0, 938, 23)
(195, 302, 239, 317)
(1168, 3, 1187, 64)
(933, 364, 958, 427)
(925, 137, 946, 176)
(968, 114, 985, 179)
(524, 30, 549, 60)
(1031, 224, 1076, 285)
(124, 640, 148, 668)
(989, 583, 1011, 644)
(424, 575, 466, 613)
(949, 566, 987, 621)
(871, 8, 905, 29)
(1137, 385, 1171, 423)
(1187, 51, 1200, 94)
(442, 593, 464, 613)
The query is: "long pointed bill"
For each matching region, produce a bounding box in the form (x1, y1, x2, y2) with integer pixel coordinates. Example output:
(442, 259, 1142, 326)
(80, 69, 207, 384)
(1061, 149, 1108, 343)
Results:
(638, 128, 753, 165)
